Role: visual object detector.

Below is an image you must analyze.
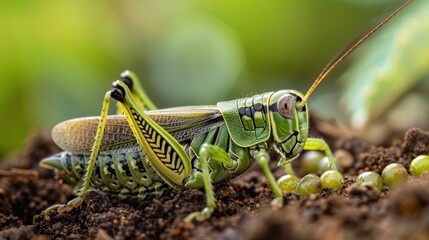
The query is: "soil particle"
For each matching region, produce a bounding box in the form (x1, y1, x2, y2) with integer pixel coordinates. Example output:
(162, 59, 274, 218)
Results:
(401, 128, 429, 161)
(0, 128, 428, 239)
(0, 225, 36, 240)
(391, 175, 429, 219)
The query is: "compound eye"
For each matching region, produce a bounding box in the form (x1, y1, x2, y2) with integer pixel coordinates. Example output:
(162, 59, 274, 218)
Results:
(277, 94, 295, 118)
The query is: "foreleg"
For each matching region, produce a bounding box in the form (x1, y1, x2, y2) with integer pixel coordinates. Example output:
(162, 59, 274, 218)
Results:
(255, 150, 283, 208)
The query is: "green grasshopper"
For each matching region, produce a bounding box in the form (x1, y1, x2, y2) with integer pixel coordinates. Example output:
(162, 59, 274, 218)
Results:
(40, 0, 412, 222)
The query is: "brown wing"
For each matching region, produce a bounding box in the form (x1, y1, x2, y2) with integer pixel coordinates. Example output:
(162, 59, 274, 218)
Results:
(52, 105, 224, 154)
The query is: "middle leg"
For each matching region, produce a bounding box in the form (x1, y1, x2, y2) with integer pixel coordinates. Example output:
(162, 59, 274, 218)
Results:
(184, 143, 235, 222)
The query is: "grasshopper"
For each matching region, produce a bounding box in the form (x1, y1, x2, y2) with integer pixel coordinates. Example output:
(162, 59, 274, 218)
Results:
(40, 0, 412, 222)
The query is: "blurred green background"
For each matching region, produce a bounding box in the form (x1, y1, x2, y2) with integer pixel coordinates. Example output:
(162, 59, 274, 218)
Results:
(1, 0, 427, 157)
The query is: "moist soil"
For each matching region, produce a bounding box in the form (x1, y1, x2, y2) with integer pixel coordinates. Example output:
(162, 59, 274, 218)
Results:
(1, 121, 429, 240)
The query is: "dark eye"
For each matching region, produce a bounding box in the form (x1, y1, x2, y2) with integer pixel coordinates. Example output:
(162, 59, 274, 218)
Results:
(277, 94, 295, 118)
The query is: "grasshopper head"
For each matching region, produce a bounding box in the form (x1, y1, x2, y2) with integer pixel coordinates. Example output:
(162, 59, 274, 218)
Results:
(269, 90, 309, 166)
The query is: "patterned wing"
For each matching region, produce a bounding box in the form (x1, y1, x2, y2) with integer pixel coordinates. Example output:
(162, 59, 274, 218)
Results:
(52, 106, 224, 154)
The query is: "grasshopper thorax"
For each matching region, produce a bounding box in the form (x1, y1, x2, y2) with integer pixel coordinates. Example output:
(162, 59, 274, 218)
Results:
(268, 90, 309, 166)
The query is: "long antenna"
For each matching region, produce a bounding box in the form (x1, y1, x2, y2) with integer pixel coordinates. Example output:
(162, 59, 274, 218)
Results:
(297, 0, 413, 108)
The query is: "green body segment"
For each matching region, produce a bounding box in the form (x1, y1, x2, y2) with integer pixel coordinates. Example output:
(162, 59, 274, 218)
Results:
(50, 151, 167, 200)
(217, 92, 272, 147)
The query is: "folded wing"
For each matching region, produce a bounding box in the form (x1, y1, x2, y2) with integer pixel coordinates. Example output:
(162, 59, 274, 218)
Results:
(52, 106, 224, 154)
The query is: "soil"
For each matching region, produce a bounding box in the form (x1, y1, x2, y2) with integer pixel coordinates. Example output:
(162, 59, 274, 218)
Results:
(1, 122, 429, 240)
